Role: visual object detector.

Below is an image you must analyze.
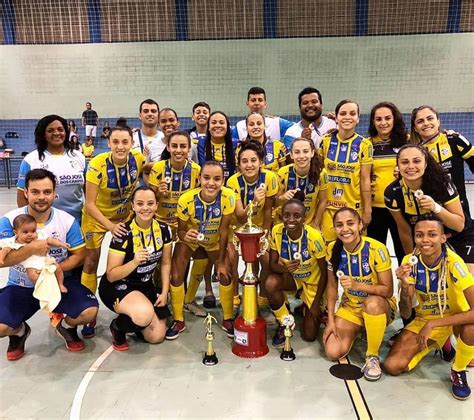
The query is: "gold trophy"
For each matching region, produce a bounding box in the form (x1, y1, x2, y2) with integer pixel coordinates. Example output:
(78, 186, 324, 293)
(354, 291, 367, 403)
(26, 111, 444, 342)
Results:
(203, 313, 218, 366)
(231, 202, 270, 358)
(280, 314, 296, 361)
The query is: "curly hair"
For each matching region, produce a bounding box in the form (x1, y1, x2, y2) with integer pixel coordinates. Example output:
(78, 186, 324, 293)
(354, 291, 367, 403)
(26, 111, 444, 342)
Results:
(34, 115, 71, 161)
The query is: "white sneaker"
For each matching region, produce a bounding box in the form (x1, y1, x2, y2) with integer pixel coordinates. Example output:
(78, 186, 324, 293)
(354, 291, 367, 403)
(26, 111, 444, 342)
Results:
(361, 356, 382, 381)
(184, 301, 207, 317)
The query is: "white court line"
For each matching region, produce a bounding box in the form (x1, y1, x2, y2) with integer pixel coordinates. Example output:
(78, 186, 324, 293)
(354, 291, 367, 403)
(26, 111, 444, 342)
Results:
(70, 345, 115, 420)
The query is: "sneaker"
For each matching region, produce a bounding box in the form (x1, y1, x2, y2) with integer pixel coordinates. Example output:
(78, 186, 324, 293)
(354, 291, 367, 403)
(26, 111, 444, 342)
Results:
(436, 337, 456, 362)
(184, 301, 207, 317)
(56, 321, 85, 352)
(203, 294, 217, 309)
(165, 320, 186, 340)
(388, 328, 403, 347)
(81, 319, 96, 339)
(361, 356, 382, 381)
(7, 322, 31, 361)
(451, 369, 471, 400)
(110, 319, 128, 351)
(49, 312, 64, 328)
(272, 324, 286, 348)
(221, 319, 234, 338)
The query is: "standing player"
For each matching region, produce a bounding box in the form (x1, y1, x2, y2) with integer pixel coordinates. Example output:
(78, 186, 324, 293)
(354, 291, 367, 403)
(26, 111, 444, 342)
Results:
(283, 87, 336, 150)
(277, 137, 327, 229)
(324, 208, 396, 381)
(233, 87, 294, 141)
(320, 100, 373, 242)
(81, 126, 145, 337)
(366, 102, 407, 264)
(165, 162, 236, 340)
(385, 216, 474, 400)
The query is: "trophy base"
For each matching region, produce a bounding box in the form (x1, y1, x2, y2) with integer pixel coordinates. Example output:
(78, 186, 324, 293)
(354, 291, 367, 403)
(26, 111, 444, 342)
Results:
(232, 316, 269, 358)
(280, 349, 296, 361)
(202, 353, 218, 366)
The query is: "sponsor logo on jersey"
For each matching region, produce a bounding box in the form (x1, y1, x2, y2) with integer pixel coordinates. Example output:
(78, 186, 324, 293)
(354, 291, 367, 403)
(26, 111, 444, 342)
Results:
(333, 187, 344, 198)
(328, 175, 351, 184)
(378, 248, 387, 262)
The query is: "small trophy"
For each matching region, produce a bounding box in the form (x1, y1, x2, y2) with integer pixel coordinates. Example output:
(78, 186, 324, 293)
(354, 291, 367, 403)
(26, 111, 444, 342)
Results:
(280, 314, 296, 361)
(336, 270, 344, 279)
(203, 313, 218, 366)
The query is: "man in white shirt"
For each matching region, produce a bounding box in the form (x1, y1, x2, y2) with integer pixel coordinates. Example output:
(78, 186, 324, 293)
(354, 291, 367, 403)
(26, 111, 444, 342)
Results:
(132, 99, 165, 160)
(283, 87, 336, 150)
(233, 87, 294, 141)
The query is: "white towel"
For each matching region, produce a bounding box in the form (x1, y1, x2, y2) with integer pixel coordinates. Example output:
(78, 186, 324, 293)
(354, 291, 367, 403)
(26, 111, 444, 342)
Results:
(32, 262, 62, 313)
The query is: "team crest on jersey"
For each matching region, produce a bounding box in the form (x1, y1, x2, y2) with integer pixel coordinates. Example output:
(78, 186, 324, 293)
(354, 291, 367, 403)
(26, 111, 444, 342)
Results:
(302, 250, 309, 258)
(85, 232, 93, 240)
(362, 261, 370, 274)
(266, 153, 274, 161)
(307, 183, 314, 192)
(130, 169, 137, 179)
(183, 179, 190, 188)
(213, 207, 221, 217)
(441, 148, 449, 156)
(350, 152, 358, 161)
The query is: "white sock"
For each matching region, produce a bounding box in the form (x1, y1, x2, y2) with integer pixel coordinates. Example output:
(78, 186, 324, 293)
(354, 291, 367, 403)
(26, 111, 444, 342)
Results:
(15, 323, 25, 337)
(62, 319, 75, 329)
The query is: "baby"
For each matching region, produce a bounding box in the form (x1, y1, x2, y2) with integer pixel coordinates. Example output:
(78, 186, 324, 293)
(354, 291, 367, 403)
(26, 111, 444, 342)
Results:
(0, 214, 70, 293)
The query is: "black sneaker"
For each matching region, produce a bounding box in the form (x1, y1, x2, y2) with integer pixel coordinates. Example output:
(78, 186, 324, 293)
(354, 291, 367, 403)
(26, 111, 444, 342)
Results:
(55, 321, 85, 352)
(110, 319, 129, 351)
(388, 328, 403, 347)
(272, 324, 286, 348)
(7, 322, 31, 361)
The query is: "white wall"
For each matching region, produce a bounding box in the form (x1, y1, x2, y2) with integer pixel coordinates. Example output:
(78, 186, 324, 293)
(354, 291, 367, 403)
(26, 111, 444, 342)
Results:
(0, 33, 473, 119)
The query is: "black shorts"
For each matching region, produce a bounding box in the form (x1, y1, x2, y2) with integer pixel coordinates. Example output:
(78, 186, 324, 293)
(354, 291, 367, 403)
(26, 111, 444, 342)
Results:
(448, 228, 474, 264)
(98, 278, 171, 320)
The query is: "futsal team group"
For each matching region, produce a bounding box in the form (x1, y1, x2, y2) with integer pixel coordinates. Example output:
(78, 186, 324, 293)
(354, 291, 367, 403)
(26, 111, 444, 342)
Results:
(0, 87, 473, 400)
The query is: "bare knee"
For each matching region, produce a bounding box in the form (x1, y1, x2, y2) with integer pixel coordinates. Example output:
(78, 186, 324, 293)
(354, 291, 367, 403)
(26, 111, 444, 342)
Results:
(131, 307, 155, 328)
(384, 355, 407, 376)
(83, 251, 100, 272)
(362, 296, 386, 315)
(264, 274, 281, 296)
(324, 340, 349, 361)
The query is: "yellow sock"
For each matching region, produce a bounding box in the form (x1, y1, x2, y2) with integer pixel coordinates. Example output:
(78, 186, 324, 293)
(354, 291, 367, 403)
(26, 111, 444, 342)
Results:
(453, 337, 474, 372)
(407, 344, 437, 371)
(219, 283, 234, 320)
(81, 272, 97, 294)
(184, 259, 207, 304)
(170, 284, 185, 322)
(272, 303, 290, 324)
(362, 312, 386, 357)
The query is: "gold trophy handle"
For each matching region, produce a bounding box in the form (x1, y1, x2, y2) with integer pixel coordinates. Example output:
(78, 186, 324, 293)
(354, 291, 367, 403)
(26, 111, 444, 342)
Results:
(256, 230, 269, 258)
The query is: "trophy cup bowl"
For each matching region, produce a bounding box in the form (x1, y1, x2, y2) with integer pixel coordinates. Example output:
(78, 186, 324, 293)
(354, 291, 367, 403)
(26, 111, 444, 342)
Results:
(232, 223, 269, 358)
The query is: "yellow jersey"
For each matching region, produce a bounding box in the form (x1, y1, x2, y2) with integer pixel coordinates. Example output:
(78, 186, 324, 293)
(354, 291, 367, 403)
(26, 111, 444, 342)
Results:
(177, 187, 236, 248)
(235, 139, 287, 172)
(369, 136, 399, 208)
(277, 164, 328, 223)
(85, 149, 145, 219)
(320, 132, 373, 211)
(326, 237, 392, 311)
(226, 169, 278, 228)
(405, 248, 474, 321)
(81, 144, 95, 158)
(148, 159, 201, 227)
(270, 223, 326, 287)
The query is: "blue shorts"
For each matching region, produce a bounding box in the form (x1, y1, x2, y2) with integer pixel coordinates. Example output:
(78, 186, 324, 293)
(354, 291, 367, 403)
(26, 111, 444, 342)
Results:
(0, 277, 98, 328)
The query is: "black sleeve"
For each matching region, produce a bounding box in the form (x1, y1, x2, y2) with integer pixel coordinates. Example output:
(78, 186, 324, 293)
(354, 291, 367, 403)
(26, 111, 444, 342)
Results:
(159, 222, 172, 245)
(384, 180, 402, 211)
(449, 133, 474, 173)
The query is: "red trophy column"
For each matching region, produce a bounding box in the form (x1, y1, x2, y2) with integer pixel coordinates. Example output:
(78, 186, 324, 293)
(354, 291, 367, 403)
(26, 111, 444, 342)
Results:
(231, 227, 269, 358)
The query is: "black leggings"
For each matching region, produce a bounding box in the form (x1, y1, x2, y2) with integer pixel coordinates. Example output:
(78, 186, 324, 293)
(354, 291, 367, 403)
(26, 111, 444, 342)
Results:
(367, 207, 405, 265)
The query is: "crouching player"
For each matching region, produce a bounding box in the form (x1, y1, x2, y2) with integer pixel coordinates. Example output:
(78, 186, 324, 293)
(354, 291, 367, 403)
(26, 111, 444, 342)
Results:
(324, 207, 396, 381)
(265, 199, 327, 347)
(385, 216, 474, 400)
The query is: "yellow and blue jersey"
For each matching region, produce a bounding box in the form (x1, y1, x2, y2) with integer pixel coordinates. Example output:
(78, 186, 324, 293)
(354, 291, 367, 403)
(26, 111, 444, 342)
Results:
(320, 132, 373, 211)
(177, 187, 236, 248)
(405, 248, 473, 320)
(277, 164, 328, 223)
(84, 149, 145, 219)
(148, 159, 201, 228)
(235, 139, 287, 172)
(270, 223, 326, 290)
(326, 237, 392, 311)
(226, 169, 278, 228)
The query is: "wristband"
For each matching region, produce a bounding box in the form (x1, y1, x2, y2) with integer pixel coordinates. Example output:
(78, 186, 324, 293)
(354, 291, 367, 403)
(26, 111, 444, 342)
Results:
(433, 202, 442, 214)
